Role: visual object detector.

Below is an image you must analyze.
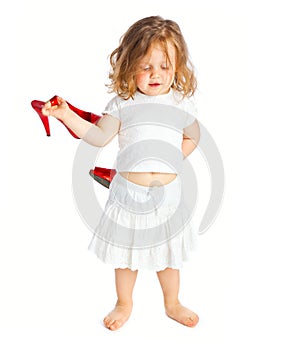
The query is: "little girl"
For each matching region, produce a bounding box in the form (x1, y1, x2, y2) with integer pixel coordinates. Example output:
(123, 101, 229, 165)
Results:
(42, 16, 200, 330)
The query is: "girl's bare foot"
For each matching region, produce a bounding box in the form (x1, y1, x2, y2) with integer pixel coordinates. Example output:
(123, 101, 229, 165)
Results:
(165, 302, 199, 327)
(103, 301, 133, 331)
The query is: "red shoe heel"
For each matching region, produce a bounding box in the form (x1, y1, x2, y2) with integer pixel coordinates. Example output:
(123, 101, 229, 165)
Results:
(89, 167, 117, 188)
(31, 100, 51, 136)
(31, 95, 102, 138)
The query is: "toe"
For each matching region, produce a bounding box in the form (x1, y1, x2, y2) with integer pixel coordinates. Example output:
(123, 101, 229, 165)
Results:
(110, 320, 122, 331)
(185, 317, 193, 327)
(103, 317, 112, 328)
(186, 314, 199, 327)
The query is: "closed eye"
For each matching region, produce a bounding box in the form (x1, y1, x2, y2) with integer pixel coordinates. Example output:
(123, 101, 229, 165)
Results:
(141, 65, 151, 71)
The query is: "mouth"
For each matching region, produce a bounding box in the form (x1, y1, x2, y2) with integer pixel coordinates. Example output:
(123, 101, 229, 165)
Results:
(149, 83, 161, 87)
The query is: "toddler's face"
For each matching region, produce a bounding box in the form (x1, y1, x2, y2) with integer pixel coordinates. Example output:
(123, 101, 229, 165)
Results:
(135, 42, 176, 96)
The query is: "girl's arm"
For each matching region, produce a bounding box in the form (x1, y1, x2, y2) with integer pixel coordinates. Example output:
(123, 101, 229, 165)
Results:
(42, 97, 120, 147)
(182, 120, 200, 158)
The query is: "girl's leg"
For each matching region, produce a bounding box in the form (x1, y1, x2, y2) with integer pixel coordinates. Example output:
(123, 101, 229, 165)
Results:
(104, 268, 138, 331)
(156, 268, 199, 327)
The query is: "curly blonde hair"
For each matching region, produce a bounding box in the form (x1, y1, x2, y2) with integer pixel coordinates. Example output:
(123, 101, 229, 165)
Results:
(107, 16, 197, 99)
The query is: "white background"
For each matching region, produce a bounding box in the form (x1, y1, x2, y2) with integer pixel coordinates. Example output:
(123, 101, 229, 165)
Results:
(1, 0, 296, 349)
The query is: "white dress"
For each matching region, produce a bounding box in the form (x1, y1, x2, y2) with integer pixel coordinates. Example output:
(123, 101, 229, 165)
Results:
(88, 89, 199, 271)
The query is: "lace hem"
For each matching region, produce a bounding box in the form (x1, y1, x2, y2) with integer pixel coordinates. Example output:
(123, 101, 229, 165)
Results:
(88, 224, 198, 272)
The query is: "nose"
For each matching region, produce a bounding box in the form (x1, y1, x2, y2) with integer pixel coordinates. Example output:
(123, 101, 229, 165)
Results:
(150, 67, 161, 78)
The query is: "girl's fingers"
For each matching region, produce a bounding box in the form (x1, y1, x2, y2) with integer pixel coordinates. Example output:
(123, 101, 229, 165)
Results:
(41, 96, 68, 118)
(42, 102, 57, 116)
(58, 97, 68, 108)
(41, 104, 50, 116)
(44, 101, 52, 109)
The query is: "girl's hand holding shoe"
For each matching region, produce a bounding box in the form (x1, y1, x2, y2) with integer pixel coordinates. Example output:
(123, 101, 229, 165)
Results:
(42, 96, 70, 122)
(40, 95, 118, 147)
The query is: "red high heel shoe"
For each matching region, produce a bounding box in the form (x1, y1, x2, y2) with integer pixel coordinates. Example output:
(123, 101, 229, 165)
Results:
(89, 167, 117, 189)
(31, 95, 101, 138)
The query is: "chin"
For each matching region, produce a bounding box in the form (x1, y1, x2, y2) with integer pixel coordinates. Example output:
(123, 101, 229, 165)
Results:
(147, 91, 161, 96)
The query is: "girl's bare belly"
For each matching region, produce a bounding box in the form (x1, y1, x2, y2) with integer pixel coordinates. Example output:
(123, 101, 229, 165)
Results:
(119, 172, 177, 187)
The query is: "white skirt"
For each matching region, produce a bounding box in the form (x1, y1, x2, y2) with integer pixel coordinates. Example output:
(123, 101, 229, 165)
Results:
(88, 172, 198, 271)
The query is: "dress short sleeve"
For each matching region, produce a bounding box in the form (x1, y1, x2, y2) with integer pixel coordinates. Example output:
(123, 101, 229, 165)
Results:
(102, 96, 121, 120)
(183, 97, 198, 128)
